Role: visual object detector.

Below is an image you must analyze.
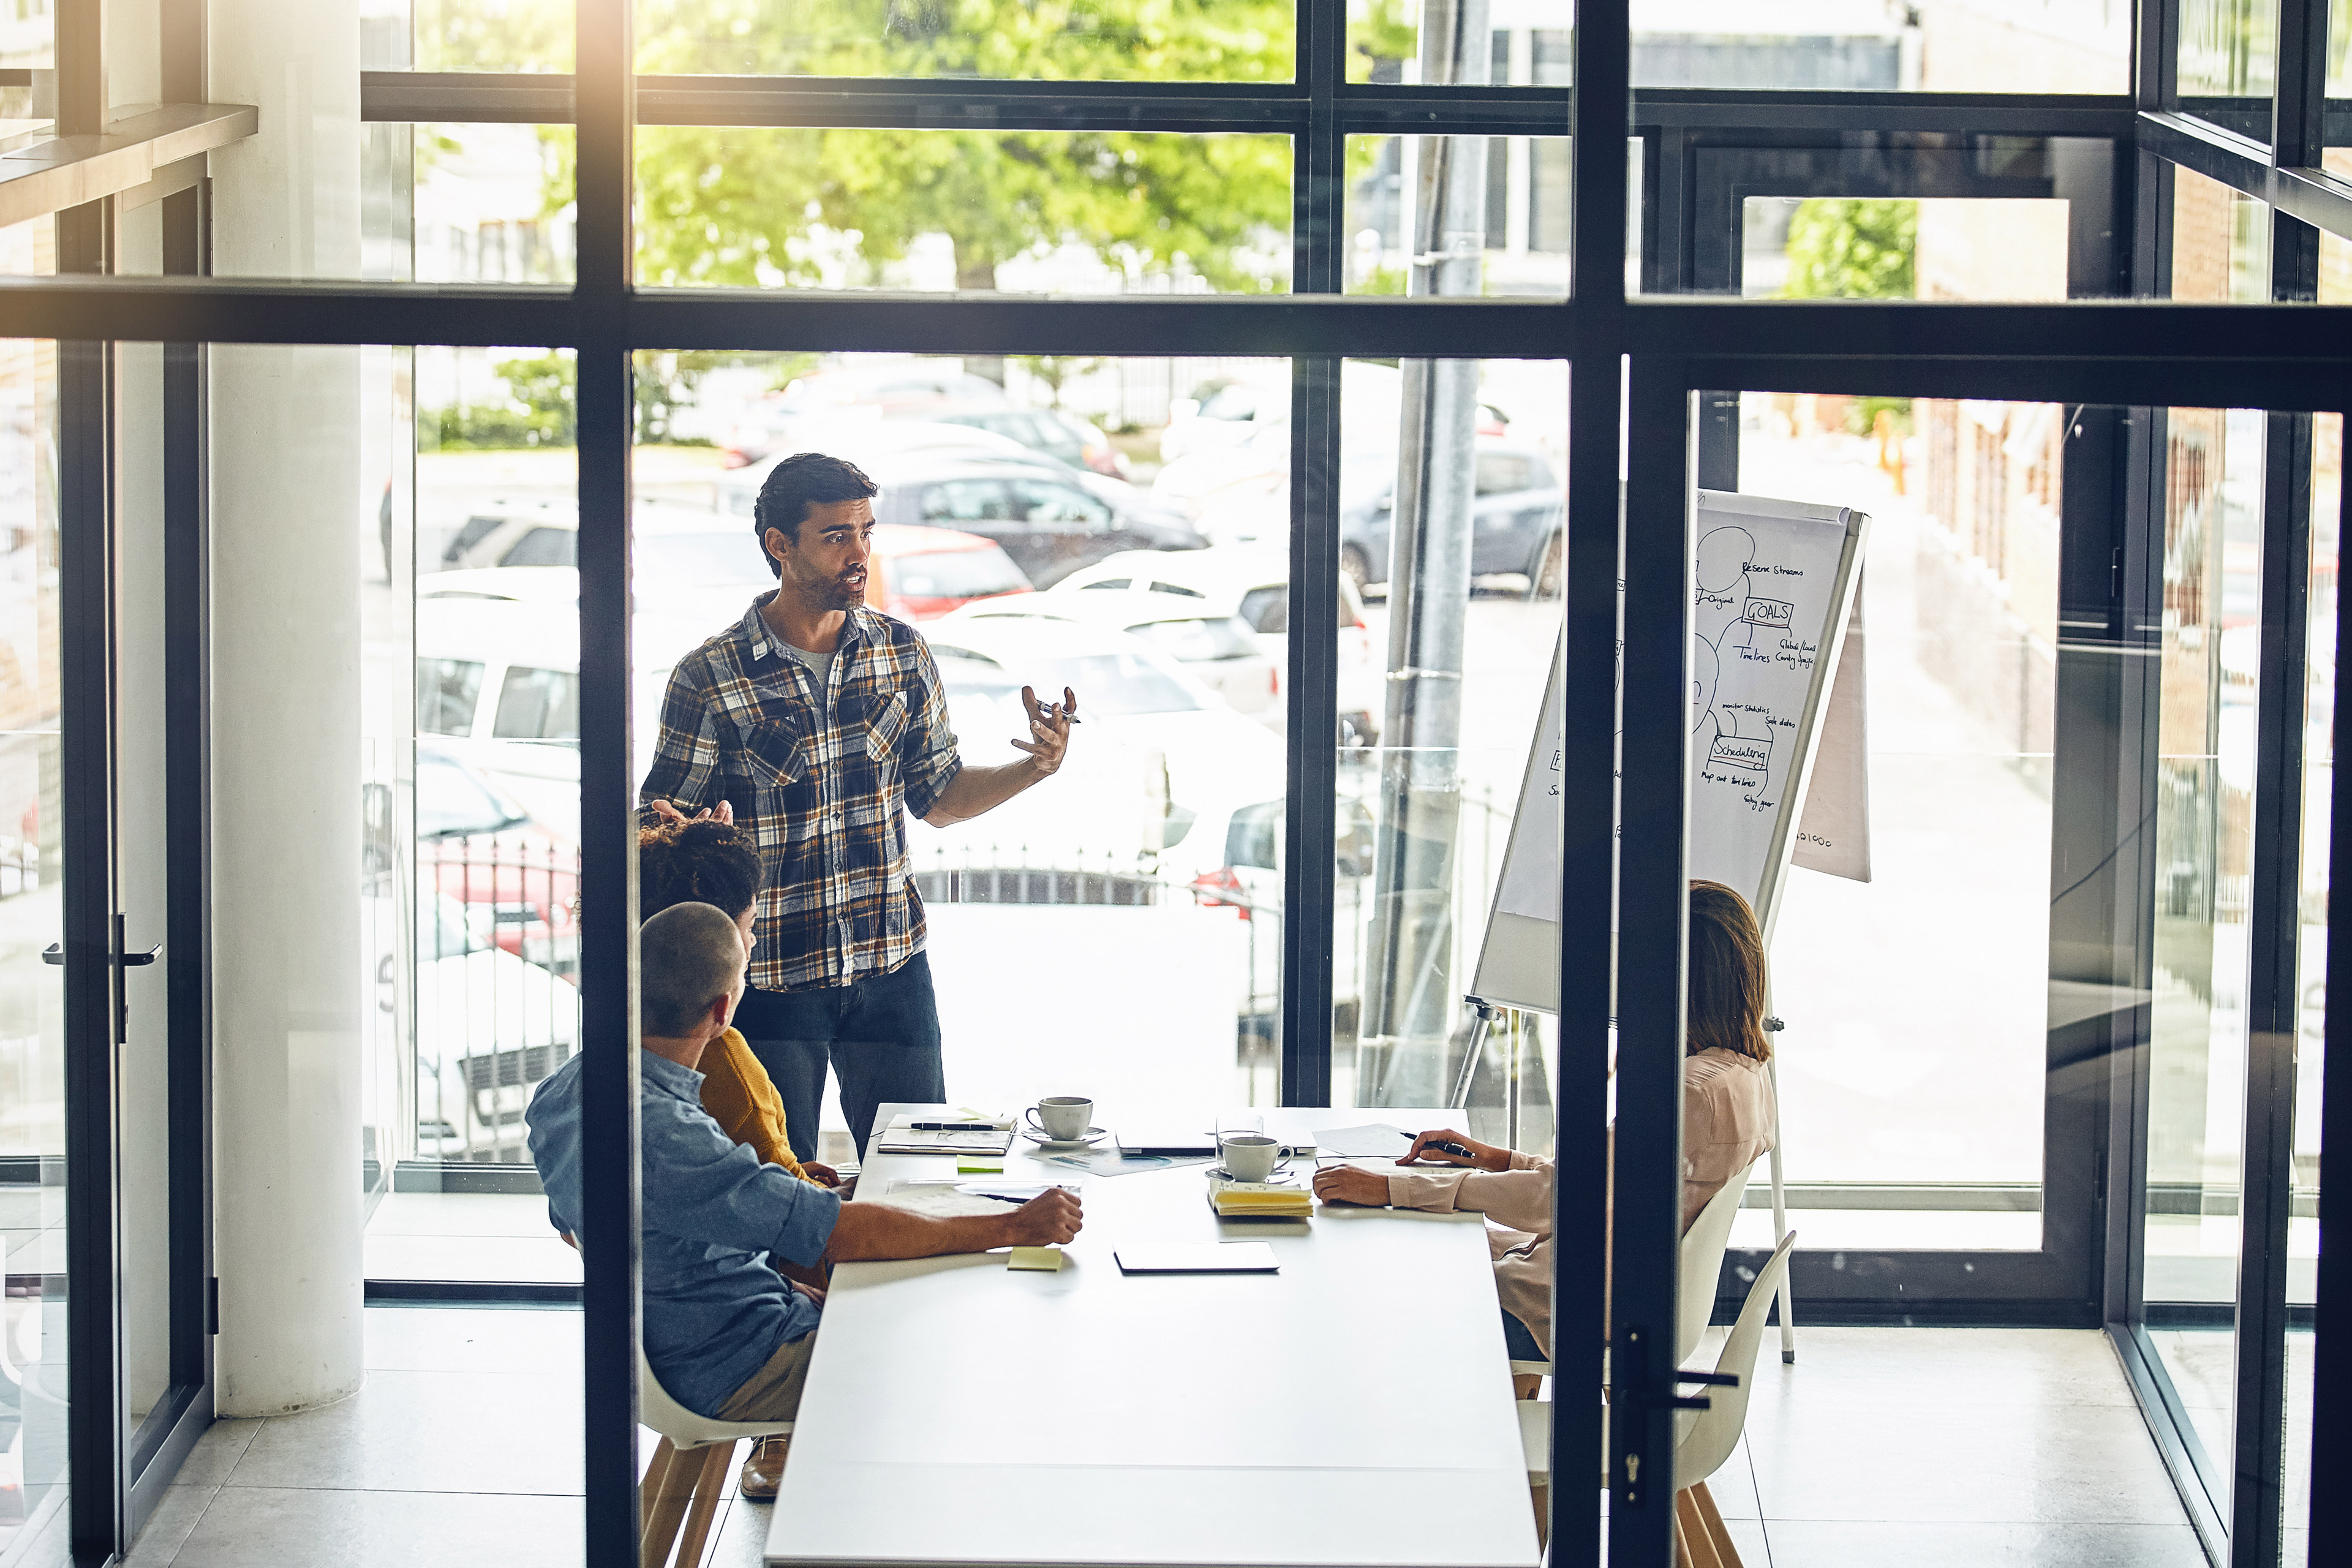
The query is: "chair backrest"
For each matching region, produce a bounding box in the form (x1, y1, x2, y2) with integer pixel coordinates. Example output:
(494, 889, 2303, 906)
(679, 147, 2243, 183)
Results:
(1673, 1227, 1795, 1491)
(637, 1343, 798, 1449)
(1676, 1162, 1754, 1365)
(638, 1344, 707, 1447)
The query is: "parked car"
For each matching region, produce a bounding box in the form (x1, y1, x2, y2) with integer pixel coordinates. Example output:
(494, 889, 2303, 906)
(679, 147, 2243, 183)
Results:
(941, 578, 1280, 719)
(397, 891, 579, 1158)
(415, 594, 692, 836)
(435, 497, 769, 589)
(910, 402, 1129, 478)
(1340, 440, 1565, 597)
(718, 361, 1014, 466)
(716, 420, 1165, 528)
(837, 453, 1203, 588)
(916, 615, 1284, 885)
(863, 524, 1033, 619)
(416, 742, 580, 978)
(1045, 546, 1384, 745)
(422, 521, 1030, 625)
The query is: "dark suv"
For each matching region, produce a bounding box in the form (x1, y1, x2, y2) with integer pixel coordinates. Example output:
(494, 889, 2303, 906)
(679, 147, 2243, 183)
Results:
(1339, 442, 1566, 597)
(871, 456, 1204, 587)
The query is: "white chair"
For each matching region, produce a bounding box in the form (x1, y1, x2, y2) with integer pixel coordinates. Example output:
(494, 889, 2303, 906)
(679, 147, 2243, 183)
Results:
(1517, 1229, 1796, 1568)
(638, 1346, 796, 1568)
(1507, 1162, 1755, 1382)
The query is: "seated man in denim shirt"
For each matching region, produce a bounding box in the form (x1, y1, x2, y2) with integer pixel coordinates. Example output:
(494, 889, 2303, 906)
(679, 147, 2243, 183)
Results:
(529, 902, 1082, 1426)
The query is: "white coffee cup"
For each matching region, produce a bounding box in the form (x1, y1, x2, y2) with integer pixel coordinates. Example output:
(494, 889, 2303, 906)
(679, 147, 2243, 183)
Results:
(1027, 1096, 1094, 1142)
(1219, 1133, 1281, 1184)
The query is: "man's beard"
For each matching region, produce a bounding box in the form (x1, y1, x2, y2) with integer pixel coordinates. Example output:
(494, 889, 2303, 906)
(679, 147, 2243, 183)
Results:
(794, 565, 865, 611)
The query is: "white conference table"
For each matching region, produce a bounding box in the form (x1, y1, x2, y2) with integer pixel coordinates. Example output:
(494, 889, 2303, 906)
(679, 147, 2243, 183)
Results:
(765, 1102, 1542, 1568)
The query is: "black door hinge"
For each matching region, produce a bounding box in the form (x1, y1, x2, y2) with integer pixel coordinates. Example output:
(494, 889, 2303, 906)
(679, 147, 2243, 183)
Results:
(206, 1276, 219, 1335)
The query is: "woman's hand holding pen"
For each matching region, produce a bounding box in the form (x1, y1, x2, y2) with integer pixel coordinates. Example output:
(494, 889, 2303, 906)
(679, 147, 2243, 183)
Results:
(1398, 1129, 1511, 1172)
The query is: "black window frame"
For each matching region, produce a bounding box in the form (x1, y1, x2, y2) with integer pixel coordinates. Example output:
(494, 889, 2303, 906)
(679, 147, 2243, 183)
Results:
(3, 2, 2346, 1567)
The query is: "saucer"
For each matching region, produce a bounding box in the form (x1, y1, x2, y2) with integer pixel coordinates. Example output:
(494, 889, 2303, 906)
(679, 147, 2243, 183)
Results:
(1207, 1165, 1295, 1185)
(1020, 1126, 1110, 1148)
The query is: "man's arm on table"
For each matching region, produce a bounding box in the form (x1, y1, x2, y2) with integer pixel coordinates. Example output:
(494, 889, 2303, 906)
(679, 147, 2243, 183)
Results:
(824, 1188, 1082, 1262)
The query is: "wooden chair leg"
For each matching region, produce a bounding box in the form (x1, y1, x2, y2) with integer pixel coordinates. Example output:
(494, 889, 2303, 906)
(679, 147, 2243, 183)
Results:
(1674, 1488, 1727, 1568)
(1526, 1481, 1548, 1549)
(670, 1441, 737, 1568)
(1687, 1480, 1743, 1568)
(639, 1438, 680, 1536)
(640, 1439, 703, 1568)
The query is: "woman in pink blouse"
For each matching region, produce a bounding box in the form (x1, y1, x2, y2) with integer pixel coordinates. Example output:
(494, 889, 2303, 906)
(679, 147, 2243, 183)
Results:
(1312, 880, 1778, 1376)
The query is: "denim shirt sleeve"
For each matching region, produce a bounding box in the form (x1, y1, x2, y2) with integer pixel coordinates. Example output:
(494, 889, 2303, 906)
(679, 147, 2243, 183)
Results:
(639, 1087, 840, 1266)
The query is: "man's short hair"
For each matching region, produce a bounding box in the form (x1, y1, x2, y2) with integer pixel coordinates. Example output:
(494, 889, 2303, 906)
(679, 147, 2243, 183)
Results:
(639, 902, 747, 1038)
(755, 452, 880, 575)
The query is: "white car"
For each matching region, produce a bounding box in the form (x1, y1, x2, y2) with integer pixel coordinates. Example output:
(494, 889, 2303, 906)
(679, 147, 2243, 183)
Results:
(1044, 546, 1384, 745)
(938, 584, 1281, 719)
(914, 616, 1286, 888)
(428, 499, 775, 616)
(384, 892, 579, 1159)
(415, 592, 700, 839)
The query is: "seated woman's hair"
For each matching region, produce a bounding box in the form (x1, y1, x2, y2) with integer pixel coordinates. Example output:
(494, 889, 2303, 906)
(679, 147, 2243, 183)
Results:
(1687, 879, 1770, 1061)
(638, 818, 761, 921)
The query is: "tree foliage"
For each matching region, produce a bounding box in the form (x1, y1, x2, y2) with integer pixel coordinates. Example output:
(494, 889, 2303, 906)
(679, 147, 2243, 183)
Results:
(1781, 198, 1917, 301)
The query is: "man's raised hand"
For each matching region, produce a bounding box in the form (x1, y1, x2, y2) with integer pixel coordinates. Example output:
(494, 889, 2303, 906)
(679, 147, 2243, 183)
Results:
(1011, 685, 1079, 777)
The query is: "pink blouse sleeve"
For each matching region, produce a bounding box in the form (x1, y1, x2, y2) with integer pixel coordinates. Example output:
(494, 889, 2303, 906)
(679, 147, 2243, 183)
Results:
(1387, 1158, 1555, 1234)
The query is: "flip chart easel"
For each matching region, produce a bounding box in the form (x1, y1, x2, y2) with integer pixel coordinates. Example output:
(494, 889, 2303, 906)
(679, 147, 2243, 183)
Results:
(1461, 487, 1872, 1367)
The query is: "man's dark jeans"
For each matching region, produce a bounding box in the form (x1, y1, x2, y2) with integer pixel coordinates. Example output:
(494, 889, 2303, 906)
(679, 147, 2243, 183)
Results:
(733, 952, 946, 1164)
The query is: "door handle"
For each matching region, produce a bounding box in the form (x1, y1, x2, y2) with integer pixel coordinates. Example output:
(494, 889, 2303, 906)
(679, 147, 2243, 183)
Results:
(40, 942, 160, 966)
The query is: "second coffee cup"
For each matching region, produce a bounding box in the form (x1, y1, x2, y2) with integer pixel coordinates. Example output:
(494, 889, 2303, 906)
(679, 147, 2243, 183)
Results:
(1219, 1133, 1281, 1183)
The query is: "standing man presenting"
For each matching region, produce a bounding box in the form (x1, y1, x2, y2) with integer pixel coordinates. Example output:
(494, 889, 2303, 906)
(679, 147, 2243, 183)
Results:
(642, 451, 1077, 1163)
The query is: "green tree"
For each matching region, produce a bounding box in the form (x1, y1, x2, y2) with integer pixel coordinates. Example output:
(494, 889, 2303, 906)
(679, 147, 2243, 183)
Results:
(630, 1, 1297, 292)
(1011, 355, 1106, 409)
(1781, 198, 1917, 301)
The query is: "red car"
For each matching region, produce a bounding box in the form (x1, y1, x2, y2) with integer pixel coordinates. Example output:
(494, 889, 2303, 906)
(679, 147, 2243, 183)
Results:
(414, 745, 580, 979)
(864, 524, 1034, 620)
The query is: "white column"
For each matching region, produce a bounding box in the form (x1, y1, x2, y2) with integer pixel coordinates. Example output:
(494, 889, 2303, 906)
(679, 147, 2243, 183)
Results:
(204, 0, 366, 1417)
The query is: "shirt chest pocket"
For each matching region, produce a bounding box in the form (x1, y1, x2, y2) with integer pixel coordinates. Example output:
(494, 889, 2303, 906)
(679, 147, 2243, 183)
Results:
(744, 718, 807, 785)
(864, 690, 908, 764)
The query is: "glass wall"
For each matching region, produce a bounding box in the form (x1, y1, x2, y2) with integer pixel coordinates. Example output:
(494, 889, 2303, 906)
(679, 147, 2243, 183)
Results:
(2143, 405, 2267, 1493)
(628, 350, 1291, 1147)
(0, 334, 62, 1557)
(1333, 357, 1563, 1152)
(1726, 389, 2057, 1251)
(364, 345, 584, 1290)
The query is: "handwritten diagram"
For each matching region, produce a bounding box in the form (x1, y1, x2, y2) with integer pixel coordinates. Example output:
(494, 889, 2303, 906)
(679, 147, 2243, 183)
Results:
(1682, 507, 1845, 905)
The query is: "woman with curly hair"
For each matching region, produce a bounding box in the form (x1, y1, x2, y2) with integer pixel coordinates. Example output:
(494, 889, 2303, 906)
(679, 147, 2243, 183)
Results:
(638, 815, 840, 1191)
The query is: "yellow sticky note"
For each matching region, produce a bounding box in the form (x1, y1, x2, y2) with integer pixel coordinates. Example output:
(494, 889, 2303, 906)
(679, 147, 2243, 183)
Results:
(1008, 1247, 1063, 1272)
(958, 1158, 1005, 1175)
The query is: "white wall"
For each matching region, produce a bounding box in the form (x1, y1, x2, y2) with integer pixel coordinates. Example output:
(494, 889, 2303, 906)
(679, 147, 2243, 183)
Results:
(205, 0, 366, 1416)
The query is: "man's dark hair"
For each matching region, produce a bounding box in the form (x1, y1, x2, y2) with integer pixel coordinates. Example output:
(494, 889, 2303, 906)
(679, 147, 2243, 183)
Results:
(755, 452, 879, 576)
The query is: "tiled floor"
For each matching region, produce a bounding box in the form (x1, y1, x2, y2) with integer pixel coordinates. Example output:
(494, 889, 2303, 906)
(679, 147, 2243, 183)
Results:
(363, 1193, 581, 1284)
(1700, 1326, 2207, 1567)
(24, 1315, 2216, 1566)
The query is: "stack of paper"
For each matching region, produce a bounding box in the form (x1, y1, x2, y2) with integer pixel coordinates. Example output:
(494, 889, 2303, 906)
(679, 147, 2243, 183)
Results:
(874, 1113, 1014, 1155)
(1207, 1181, 1312, 1220)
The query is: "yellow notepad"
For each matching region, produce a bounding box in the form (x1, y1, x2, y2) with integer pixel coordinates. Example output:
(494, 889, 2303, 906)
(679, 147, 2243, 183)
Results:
(1208, 1182, 1313, 1218)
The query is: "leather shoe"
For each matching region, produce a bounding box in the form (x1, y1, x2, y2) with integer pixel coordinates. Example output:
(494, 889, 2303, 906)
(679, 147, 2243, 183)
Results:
(737, 1434, 790, 1500)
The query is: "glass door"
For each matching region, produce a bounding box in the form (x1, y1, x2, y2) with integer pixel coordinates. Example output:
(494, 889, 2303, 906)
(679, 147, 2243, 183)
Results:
(50, 327, 215, 1560)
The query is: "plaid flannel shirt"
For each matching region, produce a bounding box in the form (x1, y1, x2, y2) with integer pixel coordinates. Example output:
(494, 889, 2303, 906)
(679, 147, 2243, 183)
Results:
(639, 595, 962, 992)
